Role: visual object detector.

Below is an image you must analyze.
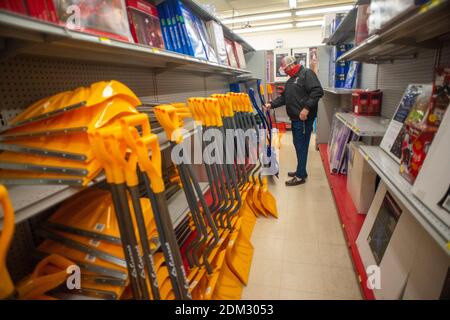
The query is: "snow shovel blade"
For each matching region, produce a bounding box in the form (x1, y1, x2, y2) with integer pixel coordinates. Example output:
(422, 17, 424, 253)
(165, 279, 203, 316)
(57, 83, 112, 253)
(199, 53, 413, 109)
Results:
(46, 188, 155, 244)
(211, 249, 243, 300)
(225, 218, 254, 286)
(0, 185, 15, 300)
(239, 199, 257, 240)
(5, 81, 141, 132)
(0, 132, 93, 162)
(15, 254, 74, 300)
(37, 240, 127, 279)
(0, 169, 90, 186)
(0, 151, 102, 177)
(0, 97, 138, 140)
(260, 176, 278, 218)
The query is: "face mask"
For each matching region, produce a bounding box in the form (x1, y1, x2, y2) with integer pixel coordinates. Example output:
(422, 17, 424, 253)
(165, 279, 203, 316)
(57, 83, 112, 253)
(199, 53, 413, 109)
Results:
(285, 64, 301, 77)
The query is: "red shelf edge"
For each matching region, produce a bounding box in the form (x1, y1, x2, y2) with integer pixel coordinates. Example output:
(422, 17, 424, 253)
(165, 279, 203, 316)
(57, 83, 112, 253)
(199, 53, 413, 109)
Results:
(318, 144, 375, 300)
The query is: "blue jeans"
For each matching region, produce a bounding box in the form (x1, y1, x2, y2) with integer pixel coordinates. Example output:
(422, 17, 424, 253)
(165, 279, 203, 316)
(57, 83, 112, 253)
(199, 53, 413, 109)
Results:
(291, 118, 314, 178)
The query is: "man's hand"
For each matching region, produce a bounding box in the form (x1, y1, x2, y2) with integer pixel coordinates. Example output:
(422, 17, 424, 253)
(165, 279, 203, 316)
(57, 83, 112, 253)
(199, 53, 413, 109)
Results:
(263, 103, 271, 111)
(299, 108, 309, 121)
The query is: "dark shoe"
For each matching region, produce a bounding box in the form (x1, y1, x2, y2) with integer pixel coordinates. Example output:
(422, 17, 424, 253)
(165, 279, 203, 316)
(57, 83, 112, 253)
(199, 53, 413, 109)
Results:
(288, 172, 308, 178)
(285, 176, 306, 186)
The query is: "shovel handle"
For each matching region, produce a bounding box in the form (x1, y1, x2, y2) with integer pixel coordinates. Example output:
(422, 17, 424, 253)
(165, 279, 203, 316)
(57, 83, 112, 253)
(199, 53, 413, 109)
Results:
(154, 105, 183, 143)
(88, 132, 115, 183)
(135, 134, 165, 194)
(0, 185, 15, 300)
(107, 133, 139, 187)
(120, 114, 151, 151)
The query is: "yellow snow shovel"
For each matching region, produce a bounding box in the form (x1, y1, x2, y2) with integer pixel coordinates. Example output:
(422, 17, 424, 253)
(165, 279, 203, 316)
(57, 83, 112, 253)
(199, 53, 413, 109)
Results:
(1, 97, 138, 140)
(6, 80, 140, 131)
(0, 185, 15, 299)
(0, 151, 102, 177)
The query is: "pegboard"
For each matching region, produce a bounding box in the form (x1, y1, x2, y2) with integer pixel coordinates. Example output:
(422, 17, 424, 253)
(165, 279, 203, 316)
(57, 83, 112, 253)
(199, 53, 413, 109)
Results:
(0, 56, 157, 124)
(155, 69, 207, 103)
(359, 63, 378, 89)
(377, 48, 437, 118)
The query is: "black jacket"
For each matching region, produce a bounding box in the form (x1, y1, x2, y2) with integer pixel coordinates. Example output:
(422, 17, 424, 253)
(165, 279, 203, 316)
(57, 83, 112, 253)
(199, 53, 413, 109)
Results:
(270, 66, 324, 121)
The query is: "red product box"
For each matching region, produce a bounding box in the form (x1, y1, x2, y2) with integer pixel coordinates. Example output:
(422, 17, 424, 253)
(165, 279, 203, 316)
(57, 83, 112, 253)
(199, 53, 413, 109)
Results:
(352, 89, 382, 115)
(52, 0, 133, 43)
(24, 0, 57, 23)
(126, 0, 164, 48)
(400, 124, 436, 184)
(0, 0, 28, 15)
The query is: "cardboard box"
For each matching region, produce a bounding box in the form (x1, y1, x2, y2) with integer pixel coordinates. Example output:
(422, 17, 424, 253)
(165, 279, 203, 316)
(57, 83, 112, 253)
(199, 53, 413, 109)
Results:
(347, 141, 377, 214)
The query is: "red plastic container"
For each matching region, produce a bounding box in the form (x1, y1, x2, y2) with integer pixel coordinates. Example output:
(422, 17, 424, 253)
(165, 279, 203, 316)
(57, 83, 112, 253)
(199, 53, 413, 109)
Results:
(352, 90, 382, 115)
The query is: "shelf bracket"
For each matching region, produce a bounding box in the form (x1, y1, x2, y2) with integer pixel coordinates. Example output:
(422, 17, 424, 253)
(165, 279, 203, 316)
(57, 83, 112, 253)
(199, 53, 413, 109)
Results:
(0, 38, 39, 62)
(153, 61, 186, 75)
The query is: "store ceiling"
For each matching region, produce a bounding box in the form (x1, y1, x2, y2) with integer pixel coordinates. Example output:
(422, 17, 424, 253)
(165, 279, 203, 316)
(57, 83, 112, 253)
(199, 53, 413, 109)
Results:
(197, 0, 355, 30)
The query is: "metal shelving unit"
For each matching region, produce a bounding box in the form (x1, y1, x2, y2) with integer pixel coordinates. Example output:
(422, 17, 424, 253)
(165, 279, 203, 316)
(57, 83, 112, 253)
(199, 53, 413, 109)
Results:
(325, 7, 357, 45)
(324, 87, 357, 94)
(337, 0, 450, 63)
(335, 112, 389, 136)
(359, 145, 450, 255)
(0, 10, 251, 76)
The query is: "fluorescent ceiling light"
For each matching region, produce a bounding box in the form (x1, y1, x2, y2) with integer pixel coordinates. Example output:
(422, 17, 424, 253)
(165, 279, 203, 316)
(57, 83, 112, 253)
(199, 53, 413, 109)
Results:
(296, 20, 324, 27)
(289, 0, 297, 9)
(296, 5, 353, 16)
(222, 12, 292, 24)
(233, 23, 294, 34)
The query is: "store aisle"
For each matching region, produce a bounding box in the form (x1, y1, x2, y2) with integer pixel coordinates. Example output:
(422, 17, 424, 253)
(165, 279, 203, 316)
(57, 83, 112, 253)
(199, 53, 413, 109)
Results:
(242, 132, 362, 300)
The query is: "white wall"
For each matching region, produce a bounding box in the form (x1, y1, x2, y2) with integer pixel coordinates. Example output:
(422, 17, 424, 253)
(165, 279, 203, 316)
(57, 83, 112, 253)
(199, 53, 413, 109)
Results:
(240, 26, 323, 50)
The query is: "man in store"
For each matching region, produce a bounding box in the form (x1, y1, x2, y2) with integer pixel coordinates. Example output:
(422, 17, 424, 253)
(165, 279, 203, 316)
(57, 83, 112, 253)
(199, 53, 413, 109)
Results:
(264, 55, 324, 186)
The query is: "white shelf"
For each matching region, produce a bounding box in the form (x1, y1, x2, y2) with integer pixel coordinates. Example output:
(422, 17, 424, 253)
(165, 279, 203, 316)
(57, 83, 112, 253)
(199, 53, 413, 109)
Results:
(359, 145, 450, 255)
(324, 88, 357, 94)
(0, 10, 250, 76)
(335, 112, 389, 137)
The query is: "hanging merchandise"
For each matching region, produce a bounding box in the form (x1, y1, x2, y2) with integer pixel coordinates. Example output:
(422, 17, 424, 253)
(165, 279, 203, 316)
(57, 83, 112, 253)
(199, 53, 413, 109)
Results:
(206, 20, 228, 65)
(52, 0, 134, 42)
(225, 38, 239, 68)
(380, 84, 433, 162)
(126, 0, 165, 48)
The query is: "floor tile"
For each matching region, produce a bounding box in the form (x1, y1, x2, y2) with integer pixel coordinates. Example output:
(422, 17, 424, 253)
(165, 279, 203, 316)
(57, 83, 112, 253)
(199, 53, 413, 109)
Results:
(241, 284, 280, 300)
(247, 258, 283, 287)
(280, 262, 326, 293)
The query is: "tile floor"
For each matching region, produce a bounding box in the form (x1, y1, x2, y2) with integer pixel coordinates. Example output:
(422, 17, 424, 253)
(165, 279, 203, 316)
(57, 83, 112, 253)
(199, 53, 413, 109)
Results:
(241, 132, 362, 300)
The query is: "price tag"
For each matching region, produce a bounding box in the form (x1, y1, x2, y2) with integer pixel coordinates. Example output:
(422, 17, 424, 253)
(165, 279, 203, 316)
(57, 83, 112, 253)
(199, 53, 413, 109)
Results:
(365, 154, 370, 161)
(99, 37, 111, 44)
(152, 48, 160, 53)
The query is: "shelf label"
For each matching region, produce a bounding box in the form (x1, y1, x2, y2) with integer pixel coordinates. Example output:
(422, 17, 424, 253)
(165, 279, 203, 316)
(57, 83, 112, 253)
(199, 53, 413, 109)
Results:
(152, 48, 160, 53)
(99, 37, 111, 44)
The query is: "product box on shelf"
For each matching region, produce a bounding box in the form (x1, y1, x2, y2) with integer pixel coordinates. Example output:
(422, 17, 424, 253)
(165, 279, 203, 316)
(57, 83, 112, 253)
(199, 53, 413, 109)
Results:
(158, 2, 173, 51)
(192, 13, 217, 63)
(225, 38, 238, 68)
(322, 13, 336, 42)
(412, 102, 450, 228)
(25, 0, 58, 23)
(347, 141, 377, 214)
(234, 41, 246, 69)
(352, 89, 382, 115)
(332, 12, 346, 34)
(52, 0, 133, 42)
(400, 68, 449, 184)
(126, 0, 164, 49)
(355, 4, 370, 45)
(206, 20, 228, 65)
(0, 0, 28, 15)
(380, 84, 433, 162)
